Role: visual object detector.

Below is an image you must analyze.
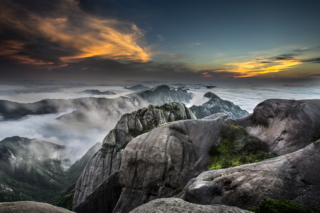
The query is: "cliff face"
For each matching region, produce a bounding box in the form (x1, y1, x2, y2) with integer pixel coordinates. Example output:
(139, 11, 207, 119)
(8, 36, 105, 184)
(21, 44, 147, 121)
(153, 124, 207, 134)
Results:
(190, 92, 248, 119)
(72, 102, 196, 210)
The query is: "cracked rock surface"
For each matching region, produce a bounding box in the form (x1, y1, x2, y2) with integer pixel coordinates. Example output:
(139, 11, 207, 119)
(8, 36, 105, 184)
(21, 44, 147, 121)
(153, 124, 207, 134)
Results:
(114, 114, 230, 213)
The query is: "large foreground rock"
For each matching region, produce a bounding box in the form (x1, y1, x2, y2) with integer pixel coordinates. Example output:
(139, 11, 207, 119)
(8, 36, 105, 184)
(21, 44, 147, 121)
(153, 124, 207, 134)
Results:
(114, 114, 230, 213)
(73, 102, 196, 209)
(0, 201, 74, 213)
(129, 198, 251, 213)
(180, 140, 320, 211)
(236, 99, 320, 154)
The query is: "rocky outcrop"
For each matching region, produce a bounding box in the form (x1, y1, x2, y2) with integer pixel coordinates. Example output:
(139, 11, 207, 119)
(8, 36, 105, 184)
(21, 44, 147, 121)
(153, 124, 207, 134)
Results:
(136, 85, 193, 105)
(72, 102, 196, 210)
(129, 198, 251, 213)
(190, 92, 248, 119)
(74, 172, 122, 213)
(113, 114, 230, 213)
(74, 99, 320, 213)
(0, 201, 74, 213)
(180, 140, 320, 211)
(235, 99, 320, 154)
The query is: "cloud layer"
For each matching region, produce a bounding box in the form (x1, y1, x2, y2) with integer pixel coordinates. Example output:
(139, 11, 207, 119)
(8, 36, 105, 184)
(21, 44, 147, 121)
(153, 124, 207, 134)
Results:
(0, 0, 152, 69)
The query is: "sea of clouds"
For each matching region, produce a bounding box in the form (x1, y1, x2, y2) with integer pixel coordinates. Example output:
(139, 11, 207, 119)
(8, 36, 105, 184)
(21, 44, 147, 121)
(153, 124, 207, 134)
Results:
(0, 83, 319, 163)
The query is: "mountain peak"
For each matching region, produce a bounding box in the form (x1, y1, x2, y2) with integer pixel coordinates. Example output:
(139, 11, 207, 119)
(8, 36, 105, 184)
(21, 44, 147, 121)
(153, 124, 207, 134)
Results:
(204, 92, 220, 99)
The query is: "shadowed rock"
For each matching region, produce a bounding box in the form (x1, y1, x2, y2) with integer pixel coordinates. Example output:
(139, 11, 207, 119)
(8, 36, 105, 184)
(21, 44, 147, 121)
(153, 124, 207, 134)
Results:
(74, 172, 122, 213)
(129, 198, 251, 213)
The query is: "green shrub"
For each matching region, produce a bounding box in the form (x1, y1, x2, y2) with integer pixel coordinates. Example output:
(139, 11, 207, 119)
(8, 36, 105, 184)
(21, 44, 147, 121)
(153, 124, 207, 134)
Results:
(129, 128, 152, 138)
(221, 124, 246, 142)
(208, 124, 277, 170)
(248, 198, 314, 213)
(243, 136, 267, 154)
(175, 114, 183, 120)
(173, 105, 181, 111)
(208, 145, 220, 156)
(311, 133, 320, 142)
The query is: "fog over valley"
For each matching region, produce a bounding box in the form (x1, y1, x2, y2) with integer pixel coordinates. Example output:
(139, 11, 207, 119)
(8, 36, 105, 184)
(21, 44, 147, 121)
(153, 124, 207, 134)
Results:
(0, 83, 319, 163)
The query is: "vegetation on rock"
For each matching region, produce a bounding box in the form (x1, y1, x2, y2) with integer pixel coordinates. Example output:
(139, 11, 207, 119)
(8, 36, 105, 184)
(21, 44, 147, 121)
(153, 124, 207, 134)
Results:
(248, 198, 314, 213)
(208, 124, 277, 170)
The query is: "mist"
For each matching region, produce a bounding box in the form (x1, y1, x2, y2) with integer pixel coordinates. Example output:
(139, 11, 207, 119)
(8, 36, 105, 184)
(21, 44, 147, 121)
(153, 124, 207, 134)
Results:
(1, 83, 319, 165)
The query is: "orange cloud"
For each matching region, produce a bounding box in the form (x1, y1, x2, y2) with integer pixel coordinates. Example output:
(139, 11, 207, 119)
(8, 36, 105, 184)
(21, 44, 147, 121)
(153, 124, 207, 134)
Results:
(226, 59, 302, 77)
(0, 0, 153, 68)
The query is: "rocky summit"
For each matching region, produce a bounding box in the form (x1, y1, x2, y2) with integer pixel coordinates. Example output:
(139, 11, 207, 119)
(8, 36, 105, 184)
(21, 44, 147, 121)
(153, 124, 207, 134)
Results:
(70, 99, 320, 213)
(72, 102, 196, 211)
(190, 92, 248, 119)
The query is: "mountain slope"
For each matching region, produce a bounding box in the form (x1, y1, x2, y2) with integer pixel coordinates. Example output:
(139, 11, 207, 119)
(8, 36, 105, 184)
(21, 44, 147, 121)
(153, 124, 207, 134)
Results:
(190, 92, 248, 119)
(0, 85, 194, 123)
(0, 136, 67, 202)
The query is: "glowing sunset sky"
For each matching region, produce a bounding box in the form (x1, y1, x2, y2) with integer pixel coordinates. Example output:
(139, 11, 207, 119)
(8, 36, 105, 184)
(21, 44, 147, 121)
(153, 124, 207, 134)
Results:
(0, 0, 319, 84)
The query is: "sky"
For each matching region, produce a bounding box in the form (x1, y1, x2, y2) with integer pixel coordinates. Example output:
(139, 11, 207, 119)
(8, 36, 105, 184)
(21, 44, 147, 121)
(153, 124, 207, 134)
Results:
(0, 0, 319, 85)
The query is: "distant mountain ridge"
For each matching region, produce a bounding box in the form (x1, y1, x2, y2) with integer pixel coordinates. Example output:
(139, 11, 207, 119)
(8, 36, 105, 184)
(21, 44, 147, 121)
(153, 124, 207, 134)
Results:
(190, 92, 248, 119)
(81, 90, 116, 95)
(124, 84, 150, 91)
(137, 85, 193, 105)
(0, 85, 194, 122)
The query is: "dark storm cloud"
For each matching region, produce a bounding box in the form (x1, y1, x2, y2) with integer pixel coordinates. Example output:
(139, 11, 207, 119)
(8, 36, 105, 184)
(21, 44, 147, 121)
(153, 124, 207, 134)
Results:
(255, 53, 300, 64)
(301, 58, 320, 63)
(269, 54, 298, 61)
